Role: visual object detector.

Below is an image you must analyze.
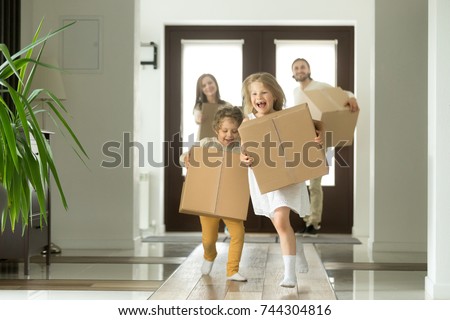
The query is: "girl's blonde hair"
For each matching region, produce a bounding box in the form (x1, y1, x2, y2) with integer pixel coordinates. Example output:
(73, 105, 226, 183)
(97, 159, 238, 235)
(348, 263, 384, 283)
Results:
(212, 106, 244, 132)
(241, 72, 286, 115)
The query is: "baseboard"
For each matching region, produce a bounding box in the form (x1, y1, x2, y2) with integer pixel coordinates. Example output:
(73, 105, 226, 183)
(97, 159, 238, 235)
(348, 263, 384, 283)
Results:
(370, 240, 426, 253)
(425, 276, 450, 299)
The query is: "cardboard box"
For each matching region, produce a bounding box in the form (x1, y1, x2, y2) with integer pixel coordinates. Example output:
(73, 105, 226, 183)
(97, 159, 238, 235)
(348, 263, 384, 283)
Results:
(238, 104, 329, 194)
(197, 103, 220, 140)
(179, 146, 250, 220)
(303, 87, 359, 147)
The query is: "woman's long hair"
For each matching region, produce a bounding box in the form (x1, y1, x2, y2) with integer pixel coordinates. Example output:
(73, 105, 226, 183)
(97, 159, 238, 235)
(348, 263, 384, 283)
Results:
(194, 74, 226, 111)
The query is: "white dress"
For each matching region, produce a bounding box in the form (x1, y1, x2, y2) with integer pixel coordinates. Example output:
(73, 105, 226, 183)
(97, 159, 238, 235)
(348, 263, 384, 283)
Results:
(246, 113, 311, 219)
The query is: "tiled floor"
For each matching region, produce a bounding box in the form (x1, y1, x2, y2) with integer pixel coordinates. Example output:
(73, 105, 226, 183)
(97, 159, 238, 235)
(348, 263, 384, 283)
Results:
(0, 233, 427, 300)
(315, 238, 427, 300)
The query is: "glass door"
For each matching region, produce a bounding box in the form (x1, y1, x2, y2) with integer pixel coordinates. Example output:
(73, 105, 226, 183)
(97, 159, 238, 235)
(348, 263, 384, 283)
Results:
(181, 40, 243, 175)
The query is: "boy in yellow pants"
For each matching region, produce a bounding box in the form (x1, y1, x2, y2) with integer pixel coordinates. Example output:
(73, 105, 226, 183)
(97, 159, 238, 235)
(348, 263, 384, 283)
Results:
(180, 106, 247, 282)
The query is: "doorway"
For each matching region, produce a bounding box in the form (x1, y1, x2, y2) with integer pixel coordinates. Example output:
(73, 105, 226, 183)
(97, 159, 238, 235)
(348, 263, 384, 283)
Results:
(165, 26, 354, 233)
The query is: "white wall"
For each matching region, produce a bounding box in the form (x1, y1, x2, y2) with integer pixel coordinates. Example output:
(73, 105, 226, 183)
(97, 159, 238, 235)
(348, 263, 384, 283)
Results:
(426, 0, 450, 300)
(372, 0, 428, 252)
(22, 0, 137, 249)
(139, 0, 373, 238)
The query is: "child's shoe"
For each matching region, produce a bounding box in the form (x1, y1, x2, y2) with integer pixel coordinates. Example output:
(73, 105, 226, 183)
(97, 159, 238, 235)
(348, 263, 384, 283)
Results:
(227, 272, 247, 282)
(201, 259, 214, 275)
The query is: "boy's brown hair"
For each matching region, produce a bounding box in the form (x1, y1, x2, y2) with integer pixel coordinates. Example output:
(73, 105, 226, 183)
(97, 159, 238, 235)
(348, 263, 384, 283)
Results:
(212, 106, 244, 132)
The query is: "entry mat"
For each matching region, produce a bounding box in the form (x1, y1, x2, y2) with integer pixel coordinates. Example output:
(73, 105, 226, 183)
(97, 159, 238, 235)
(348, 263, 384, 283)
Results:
(142, 233, 361, 245)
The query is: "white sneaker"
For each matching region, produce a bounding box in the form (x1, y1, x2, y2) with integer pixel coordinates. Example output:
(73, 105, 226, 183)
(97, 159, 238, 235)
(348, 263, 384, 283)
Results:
(201, 259, 214, 275)
(227, 272, 247, 282)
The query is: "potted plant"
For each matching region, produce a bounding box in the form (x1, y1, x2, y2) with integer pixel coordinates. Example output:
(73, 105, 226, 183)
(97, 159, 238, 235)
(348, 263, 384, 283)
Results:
(0, 19, 87, 233)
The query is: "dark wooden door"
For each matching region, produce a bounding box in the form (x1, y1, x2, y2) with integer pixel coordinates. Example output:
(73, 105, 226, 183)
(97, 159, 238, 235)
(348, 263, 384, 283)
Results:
(164, 26, 354, 233)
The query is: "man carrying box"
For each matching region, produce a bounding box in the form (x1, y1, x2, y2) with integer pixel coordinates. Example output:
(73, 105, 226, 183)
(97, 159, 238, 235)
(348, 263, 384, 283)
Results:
(291, 58, 360, 235)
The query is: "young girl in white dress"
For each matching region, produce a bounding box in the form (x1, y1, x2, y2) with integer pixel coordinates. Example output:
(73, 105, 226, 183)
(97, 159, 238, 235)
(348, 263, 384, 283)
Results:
(240, 72, 321, 288)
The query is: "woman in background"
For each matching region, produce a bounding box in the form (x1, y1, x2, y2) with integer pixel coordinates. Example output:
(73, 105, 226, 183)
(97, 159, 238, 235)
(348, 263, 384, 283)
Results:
(193, 74, 232, 125)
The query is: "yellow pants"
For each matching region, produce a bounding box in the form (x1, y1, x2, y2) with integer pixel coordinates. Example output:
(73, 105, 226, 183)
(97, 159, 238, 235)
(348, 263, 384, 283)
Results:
(199, 216, 245, 277)
(303, 176, 323, 228)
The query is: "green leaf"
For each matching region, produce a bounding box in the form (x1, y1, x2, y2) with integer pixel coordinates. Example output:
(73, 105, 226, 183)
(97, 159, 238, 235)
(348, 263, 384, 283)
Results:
(1, 18, 87, 233)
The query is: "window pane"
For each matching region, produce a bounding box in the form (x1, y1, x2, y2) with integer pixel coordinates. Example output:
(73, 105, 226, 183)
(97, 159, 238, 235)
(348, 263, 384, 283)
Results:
(181, 40, 243, 174)
(275, 40, 336, 186)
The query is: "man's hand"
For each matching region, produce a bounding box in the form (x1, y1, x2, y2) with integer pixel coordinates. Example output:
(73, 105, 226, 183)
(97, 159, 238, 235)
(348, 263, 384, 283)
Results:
(313, 120, 324, 147)
(346, 97, 359, 112)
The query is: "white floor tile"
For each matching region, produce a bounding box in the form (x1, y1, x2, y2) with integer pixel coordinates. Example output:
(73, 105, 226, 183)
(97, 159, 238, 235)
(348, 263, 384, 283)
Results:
(0, 290, 153, 300)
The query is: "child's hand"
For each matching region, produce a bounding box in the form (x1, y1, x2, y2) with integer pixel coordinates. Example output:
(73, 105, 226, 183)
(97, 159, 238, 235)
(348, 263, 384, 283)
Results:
(240, 152, 253, 167)
(184, 153, 191, 168)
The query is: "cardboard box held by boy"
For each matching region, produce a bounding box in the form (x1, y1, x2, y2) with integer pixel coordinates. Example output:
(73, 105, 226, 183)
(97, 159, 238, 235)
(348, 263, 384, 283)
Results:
(179, 147, 250, 220)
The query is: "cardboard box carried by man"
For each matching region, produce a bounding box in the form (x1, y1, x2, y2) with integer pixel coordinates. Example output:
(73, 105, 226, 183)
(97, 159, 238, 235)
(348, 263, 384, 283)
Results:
(303, 87, 359, 148)
(179, 146, 250, 220)
(238, 103, 329, 194)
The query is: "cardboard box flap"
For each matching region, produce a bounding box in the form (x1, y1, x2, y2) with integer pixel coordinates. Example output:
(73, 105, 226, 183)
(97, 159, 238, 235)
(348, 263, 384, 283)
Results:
(179, 147, 222, 215)
(305, 87, 349, 113)
(239, 114, 293, 193)
(215, 152, 250, 217)
(179, 146, 249, 220)
(303, 87, 359, 147)
(274, 105, 327, 183)
(239, 104, 328, 194)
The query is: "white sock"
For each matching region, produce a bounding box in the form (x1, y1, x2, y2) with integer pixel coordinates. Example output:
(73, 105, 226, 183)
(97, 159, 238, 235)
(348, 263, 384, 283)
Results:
(280, 255, 297, 288)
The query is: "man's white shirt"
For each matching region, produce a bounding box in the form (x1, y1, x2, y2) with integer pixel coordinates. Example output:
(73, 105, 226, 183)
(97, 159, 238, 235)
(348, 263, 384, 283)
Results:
(292, 80, 354, 107)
